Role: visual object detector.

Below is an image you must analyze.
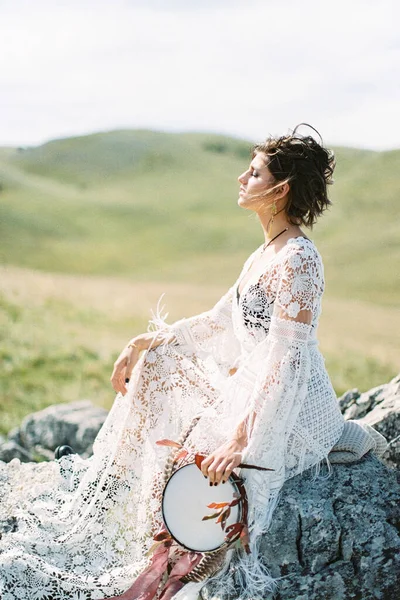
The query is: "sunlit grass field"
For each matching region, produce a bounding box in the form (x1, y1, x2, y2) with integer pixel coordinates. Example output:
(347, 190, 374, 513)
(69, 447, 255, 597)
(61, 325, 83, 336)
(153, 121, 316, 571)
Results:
(0, 130, 399, 435)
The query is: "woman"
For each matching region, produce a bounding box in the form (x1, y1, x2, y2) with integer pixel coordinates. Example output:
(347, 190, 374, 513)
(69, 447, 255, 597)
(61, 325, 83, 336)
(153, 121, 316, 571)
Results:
(0, 124, 352, 599)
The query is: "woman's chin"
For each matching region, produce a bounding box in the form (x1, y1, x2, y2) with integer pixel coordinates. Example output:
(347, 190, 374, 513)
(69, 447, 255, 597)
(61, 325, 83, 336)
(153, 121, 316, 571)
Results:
(238, 196, 259, 213)
(238, 195, 250, 208)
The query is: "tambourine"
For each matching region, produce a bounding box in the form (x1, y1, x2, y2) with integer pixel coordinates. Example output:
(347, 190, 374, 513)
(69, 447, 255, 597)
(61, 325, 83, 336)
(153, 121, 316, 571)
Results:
(103, 419, 275, 599)
(154, 416, 274, 584)
(162, 462, 246, 553)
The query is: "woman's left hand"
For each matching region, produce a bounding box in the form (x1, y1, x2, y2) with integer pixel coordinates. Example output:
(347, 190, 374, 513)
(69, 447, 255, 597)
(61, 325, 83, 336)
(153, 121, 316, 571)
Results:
(200, 440, 244, 485)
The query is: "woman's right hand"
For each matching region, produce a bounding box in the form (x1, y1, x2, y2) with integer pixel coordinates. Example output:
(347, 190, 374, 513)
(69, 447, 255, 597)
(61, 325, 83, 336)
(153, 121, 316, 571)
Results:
(110, 332, 172, 396)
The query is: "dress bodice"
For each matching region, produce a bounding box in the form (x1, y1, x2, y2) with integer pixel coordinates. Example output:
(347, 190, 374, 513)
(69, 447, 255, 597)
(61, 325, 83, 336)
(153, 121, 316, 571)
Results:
(232, 237, 322, 353)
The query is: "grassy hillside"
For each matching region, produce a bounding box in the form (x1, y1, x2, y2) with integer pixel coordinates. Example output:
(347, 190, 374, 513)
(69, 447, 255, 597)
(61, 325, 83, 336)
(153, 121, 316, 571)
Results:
(1, 265, 397, 437)
(0, 129, 399, 433)
(0, 131, 253, 283)
(1, 130, 399, 305)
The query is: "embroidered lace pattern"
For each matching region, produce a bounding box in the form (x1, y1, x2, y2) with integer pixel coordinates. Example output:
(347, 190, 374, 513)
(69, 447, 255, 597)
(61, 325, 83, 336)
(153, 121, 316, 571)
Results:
(0, 237, 345, 599)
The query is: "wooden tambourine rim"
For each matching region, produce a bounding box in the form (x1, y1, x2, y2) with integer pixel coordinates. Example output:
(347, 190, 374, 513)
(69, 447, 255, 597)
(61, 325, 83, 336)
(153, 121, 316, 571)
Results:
(161, 462, 244, 553)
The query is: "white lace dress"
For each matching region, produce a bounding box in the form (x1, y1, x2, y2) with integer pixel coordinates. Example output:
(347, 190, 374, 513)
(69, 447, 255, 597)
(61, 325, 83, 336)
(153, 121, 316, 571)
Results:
(0, 236, 345, 600)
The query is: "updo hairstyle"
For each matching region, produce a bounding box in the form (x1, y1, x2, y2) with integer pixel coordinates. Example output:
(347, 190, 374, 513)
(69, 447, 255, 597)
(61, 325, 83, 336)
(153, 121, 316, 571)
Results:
(253, 123, 336, 229)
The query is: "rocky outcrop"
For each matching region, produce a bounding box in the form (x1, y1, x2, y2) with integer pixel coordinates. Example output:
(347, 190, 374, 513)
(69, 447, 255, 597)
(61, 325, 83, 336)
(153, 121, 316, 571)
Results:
(203, 454, 400, 600)
(0, 377, 399, 599)
(0, 441, 33, 463)
(338, 372, 400, 469)
(2, 400, 107, 462)
(265, 455, 399, 600)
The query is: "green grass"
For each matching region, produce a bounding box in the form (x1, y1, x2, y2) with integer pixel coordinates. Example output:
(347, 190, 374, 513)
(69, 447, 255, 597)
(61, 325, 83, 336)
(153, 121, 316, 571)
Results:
(322, 350, 396, 397)
(0, 129, 399, 434)
(0, 266, 398, 437)
(0, 291, 129, 435)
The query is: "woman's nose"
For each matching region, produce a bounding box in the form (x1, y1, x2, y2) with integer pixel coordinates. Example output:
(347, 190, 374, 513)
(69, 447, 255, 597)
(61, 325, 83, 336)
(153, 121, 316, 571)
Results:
(238, 171, 247, 184)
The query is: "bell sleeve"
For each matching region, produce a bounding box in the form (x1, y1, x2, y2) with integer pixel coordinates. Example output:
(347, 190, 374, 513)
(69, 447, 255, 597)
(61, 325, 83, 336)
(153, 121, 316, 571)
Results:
(145, 249, 262, 373)
(231, 243, 326, 482)
(146, 286, 241, 375)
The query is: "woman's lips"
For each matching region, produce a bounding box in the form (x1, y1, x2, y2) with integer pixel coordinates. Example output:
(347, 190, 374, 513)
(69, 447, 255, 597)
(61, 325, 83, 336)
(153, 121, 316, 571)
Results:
(239, 187, 246, 194)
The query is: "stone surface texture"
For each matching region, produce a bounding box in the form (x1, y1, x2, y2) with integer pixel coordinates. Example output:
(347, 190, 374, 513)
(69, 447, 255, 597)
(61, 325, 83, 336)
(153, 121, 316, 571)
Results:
(202, 455, 399, 600)
(339, 372, 400, 469)
(262, 455, 399, 599)
(4, 399, 108, 460)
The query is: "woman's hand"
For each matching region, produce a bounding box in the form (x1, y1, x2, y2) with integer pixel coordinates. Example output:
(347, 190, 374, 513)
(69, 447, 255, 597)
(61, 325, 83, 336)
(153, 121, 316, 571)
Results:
(200, 439, 244, 486)
(110, 332, 173, 395)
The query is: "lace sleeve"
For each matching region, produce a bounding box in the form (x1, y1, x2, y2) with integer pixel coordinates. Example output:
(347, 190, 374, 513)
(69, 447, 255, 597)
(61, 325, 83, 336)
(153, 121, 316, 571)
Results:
(233, 243, 325, 476)
(146, 286, 240, 374)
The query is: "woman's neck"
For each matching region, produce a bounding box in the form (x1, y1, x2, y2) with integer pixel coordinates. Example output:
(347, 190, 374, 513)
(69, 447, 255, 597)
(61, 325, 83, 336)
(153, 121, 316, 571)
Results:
(258, 209, 301, 244)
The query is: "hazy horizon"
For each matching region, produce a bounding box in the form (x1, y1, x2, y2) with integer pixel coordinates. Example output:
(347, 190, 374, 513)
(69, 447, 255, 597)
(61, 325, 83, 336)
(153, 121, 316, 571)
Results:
(1, 126, 399, 153)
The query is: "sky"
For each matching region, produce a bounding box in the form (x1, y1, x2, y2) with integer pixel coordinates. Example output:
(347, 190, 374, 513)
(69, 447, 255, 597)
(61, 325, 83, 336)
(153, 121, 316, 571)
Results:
(0, 0, 399, 151)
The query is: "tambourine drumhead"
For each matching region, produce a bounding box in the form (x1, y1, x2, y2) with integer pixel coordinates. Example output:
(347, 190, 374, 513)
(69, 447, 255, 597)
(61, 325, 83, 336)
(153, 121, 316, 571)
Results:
(162, 463, 241, 552)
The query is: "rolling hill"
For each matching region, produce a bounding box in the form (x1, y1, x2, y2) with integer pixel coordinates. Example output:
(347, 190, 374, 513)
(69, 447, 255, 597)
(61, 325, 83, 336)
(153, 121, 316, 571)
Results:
(1, 129, 398, 305)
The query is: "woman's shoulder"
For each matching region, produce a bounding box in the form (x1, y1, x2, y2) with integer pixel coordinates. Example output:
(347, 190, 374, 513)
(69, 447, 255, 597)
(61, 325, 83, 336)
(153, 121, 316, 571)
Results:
(286, 235, 317, 249)
(284, 235, 323, 263)
(280, 236, 325, 288)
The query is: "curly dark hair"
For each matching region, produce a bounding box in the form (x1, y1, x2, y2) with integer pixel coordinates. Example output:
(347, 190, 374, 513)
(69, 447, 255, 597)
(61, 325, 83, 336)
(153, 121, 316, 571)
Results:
(252, 123, 336, 229)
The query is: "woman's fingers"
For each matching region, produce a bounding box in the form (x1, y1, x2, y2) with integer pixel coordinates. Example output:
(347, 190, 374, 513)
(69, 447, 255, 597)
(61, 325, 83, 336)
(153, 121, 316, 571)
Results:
(221, 461, 237, 483)
(109, 341, 144, 396)
(202, 456, 230, 485)
(123, 345, 140, 394)
(110, 360, 123, 394)
(214, 460, 231, 485)
(110, 333, 166, 395)
(201, 451, 243, 485)
(110, 351, 130, 395)
(118, 378, 126, 395)
(110, 368, 126, 395)
(207, 459, 220, 485)
(200, 455, 213, 479)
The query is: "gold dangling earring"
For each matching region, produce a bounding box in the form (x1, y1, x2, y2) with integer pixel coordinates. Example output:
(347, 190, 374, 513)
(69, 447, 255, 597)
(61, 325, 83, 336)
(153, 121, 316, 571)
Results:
(268, 200, 277, 237)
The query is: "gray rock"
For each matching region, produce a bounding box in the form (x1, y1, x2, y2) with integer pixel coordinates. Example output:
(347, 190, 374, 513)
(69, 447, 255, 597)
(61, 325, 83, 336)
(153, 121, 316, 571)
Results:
(338, 387, 362, 413)
(267, 456, 399, 599)
(0, 441, 33, 463)
(339, 373, 399, 421)
(362, 394, 400, 470)
(31, 444, 58, 461)
(339, 372, 400, 469)
(2, 400, 108, 462)
(0, 516, 17, 538)
(203, 454, 400, 600)
(6, 426, 22, 446)
(0, 378, 399, 599)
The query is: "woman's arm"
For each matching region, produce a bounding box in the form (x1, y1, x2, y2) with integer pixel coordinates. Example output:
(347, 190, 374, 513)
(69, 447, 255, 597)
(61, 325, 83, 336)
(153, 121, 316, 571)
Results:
(111, 285, 237, 395)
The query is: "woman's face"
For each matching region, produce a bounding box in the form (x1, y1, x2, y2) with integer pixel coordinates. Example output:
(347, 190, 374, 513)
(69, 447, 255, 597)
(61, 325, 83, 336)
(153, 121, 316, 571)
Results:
(237, 152, 276, 211)
(238, 152, 275, 210)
